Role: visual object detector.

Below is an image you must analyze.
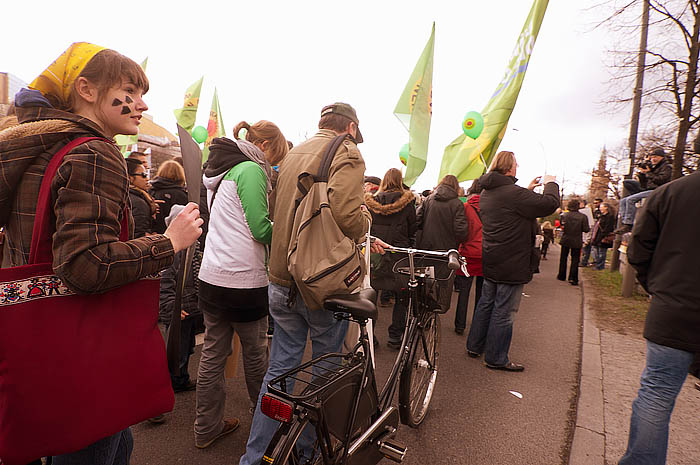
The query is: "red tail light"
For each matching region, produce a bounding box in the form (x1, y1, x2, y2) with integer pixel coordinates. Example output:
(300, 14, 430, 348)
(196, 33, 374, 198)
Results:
(261, 394, 294, 423)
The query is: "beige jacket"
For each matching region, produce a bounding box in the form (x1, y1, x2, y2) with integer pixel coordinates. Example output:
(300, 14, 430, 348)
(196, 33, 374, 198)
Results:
(269, 129, 370, 288)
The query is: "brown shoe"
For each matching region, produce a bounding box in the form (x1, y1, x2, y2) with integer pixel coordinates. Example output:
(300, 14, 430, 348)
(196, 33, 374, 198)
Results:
(195, 418, 240, 449)
(484, 361, 525, 372)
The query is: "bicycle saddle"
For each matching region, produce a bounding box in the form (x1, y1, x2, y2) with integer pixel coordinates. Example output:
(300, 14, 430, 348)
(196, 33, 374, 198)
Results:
(323, 288, 377, 320)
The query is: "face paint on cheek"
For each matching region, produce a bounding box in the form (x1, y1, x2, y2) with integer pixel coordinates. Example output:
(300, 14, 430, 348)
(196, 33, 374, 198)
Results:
(121, 106, 132, 115)
(112, 98, 123, 106)
(125, 95, 133, 104)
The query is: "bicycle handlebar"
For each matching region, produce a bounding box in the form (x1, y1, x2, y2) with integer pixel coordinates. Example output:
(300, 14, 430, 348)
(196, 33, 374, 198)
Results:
(366, 236, 467, 272)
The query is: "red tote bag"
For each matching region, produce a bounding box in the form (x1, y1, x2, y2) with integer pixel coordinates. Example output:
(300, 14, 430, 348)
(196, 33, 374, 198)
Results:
(0, 138, 174, 465)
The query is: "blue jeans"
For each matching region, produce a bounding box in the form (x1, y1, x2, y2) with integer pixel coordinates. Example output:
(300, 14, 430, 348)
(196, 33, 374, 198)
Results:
(52, 429, 133, 465)
(592, 246, 608, 270)
(454, 275, 484, 331)
(239, 283, 349, 465)
(466, 279, 523, 366)
(619, 189, 652, 225)
(618, 341, 693, 465)
(581, 242, 592, 266)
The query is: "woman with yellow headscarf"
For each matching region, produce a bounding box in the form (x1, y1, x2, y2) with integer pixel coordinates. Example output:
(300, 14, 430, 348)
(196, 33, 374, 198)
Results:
(0, 43, 203, 464)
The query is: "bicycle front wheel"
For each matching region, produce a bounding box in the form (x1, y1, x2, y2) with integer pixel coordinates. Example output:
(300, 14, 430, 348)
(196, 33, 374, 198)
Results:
(398, 312, 440, 427)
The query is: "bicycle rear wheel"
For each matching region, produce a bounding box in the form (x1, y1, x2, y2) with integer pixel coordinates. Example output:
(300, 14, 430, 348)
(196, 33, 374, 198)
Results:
(398, 312, 440, 427)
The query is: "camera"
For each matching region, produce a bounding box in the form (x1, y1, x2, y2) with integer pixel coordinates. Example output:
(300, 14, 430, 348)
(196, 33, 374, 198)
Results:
(637, 156, 651, 170)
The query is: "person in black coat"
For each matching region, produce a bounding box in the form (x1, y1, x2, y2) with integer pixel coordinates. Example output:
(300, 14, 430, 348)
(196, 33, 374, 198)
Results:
(466, 151, 560, 372)
(365, 168, 417, 349)
(590, 203, 616, 270)
(618, 172, 700, 464)
(126, 158, 156, 238)
(150, 160, 188, 234)
(557, 199, 589, 285)
(415, 174, 468, 313)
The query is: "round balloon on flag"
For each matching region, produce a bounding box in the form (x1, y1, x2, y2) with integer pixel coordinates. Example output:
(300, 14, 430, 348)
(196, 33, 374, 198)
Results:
(399, 143, 409, 165)
(192, 126, 208, 144)
(462, 111, 484, 139)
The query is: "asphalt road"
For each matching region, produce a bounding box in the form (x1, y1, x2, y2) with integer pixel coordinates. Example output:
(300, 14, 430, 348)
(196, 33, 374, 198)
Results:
(131, 244, 582, 464)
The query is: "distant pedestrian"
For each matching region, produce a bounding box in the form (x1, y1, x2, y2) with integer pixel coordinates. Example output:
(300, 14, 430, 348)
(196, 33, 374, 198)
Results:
(126, 157, 157, 237)
(454, 179, 484, 336)
(150, 160, 188, 234)
(579, 200, 596, 267)
(466, 151, 560, 371)
(556, 199, 589, 286)
(540, 221, 554, 260)
(590, 202, 615, 271)
(619, 172, 700, 465)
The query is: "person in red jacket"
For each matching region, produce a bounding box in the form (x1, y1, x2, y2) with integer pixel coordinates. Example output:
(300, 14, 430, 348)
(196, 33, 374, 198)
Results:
(454, 180, 484, 335)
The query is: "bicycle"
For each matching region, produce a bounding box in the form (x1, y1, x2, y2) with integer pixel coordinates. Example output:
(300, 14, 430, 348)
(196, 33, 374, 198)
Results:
(259, 242, 466, 464)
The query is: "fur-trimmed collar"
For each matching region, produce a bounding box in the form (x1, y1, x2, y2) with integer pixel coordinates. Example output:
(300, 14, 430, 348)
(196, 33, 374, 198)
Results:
(364, 189, 415, 216)
(0, 119, 78, 142)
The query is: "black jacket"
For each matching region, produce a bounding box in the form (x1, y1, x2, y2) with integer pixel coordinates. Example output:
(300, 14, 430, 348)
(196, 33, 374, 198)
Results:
(638, 158, 672, 190)
(128, 187, 155, 238)
(150, 177, 188, 234)
(479, 172, 560, 284)
(365, 189, 417, 291)
(591, 213, 615, 247)
(628, 172, 700, 353)
(415, 184, 468, 251)
(159, 244, 202, 324)
(560, 211, 590, 249)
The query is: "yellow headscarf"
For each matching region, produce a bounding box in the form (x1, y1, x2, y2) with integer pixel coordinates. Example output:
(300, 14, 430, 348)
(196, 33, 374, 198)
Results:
(29, 42, 106, 107)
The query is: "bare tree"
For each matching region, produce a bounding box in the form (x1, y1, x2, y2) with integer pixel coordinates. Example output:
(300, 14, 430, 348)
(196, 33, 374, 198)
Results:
(599, 0, 700, 178)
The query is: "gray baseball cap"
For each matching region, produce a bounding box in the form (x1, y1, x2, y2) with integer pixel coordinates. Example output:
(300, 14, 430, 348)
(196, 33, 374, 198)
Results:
(320, 102, 363, 143)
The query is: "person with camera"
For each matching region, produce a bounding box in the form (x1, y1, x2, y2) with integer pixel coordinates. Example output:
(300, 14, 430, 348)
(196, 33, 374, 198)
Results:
(616, 148, 671, 234)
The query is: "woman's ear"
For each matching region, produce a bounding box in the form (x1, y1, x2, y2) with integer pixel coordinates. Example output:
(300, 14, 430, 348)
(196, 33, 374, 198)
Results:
(73, 77, 99, 104)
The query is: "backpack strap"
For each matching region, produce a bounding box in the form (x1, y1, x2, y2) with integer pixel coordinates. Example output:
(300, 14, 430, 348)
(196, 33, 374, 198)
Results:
(316, 134, 349, 181)
(29, 137, 126, 265)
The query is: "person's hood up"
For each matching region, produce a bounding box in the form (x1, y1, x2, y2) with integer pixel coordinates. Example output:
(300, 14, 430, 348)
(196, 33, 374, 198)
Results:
(0, 96, 109, 227)
(150, 176, 185, 191)
(467, 193, 480, 212)
(364, 189, 414, 216)
(433, 183, 458, 201)
(479, 171, 517, 190)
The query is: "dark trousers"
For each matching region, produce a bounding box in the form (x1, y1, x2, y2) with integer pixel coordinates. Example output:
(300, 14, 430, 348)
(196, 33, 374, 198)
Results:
(163, 317, 197, 389)
(454, 274, 484, 331)
(557, 246, 581, 283)
(387, 293, 409, 343)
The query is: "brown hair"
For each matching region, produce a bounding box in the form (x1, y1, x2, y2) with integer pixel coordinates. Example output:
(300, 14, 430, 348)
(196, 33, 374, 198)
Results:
(318, 113, 352, 133)
(489, 151, 516, 175)
(58, 49, 149, 112)
(233, 120, 288, 166)
(439, 174, 460, 192)
(541, 221, 553, 230)
(379, 168, 404, 192)
(567, 198, 580, 211)
(156, 160, 185, 186)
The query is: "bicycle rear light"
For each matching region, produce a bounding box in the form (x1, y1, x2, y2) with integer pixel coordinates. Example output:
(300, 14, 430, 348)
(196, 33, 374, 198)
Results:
(261, 394, 294, 423)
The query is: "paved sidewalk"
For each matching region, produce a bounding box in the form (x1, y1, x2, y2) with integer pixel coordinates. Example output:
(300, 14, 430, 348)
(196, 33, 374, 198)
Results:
(569, 274, 700, 465)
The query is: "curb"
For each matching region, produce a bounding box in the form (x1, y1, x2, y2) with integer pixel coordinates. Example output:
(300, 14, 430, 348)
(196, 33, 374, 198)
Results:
(568, 274, 606, 465)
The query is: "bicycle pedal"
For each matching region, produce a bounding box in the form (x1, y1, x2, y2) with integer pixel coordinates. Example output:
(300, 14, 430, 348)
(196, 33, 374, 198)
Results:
(377, 438, 407, 463)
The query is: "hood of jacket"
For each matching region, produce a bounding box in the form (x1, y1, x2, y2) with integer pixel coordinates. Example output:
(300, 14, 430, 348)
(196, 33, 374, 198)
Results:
(467, 194, 480, 212)
(0, 104, 109, 226)
(202, 138, 250, 190)
(433, 183, 459, 201)
(364, 189, 414, 216)
(479, 171, 516, 190)
(150, 176, 185, 191)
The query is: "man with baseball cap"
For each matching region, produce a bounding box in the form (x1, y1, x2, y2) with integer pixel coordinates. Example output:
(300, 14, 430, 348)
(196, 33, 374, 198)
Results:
(239, 102, 387, 465)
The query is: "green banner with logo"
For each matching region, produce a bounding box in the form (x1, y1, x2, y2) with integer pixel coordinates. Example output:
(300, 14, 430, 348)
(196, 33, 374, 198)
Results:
(173, 76, 203, 133)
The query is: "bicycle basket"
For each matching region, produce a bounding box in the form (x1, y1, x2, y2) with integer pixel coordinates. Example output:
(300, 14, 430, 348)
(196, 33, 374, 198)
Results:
(392, 255, 455, 314)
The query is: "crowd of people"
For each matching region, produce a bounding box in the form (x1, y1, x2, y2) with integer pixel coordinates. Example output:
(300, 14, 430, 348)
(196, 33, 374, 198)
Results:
(0, 43, 696, 465)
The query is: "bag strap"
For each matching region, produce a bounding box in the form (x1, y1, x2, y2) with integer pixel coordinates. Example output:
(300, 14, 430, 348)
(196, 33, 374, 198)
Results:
(293, 134, 349, 209)
(29, 137, 127, 265)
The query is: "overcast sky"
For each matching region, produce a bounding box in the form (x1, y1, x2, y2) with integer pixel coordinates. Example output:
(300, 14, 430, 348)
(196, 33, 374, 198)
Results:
(3, 0, 636, 194)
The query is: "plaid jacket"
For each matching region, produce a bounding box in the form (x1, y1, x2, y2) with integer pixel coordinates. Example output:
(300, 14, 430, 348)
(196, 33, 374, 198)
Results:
(0, 106, 174, 294)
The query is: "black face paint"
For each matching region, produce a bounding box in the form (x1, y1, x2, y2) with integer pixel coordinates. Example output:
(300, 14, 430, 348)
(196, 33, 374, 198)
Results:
(125, 95, 133, 104)
(121, 106, 131, 115)
(112, 98, 122, 106)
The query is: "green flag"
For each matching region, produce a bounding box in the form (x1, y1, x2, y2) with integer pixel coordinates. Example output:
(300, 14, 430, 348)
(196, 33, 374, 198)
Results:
(394, 23, 435, 187)
(173, 76, 203, 133)
(202, 88, 226, 163)
(140, 57, 148, 72)
(439, 0, 549, 181)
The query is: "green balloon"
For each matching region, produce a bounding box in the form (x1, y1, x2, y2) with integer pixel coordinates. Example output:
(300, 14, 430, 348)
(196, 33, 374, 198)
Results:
(192, 126, 208, 144)
(462, 111, 484, 139)
(399, 143, 409, 165)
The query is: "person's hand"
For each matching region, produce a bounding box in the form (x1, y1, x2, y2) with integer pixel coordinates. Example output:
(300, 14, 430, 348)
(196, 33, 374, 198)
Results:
(638, 166, 650, 173)
(370, 237, 390, 255)
(528, 176, 542, 190)
(154, 199, 165, 214)
(180, 310, 189, 320)
(164, 202, 203, 253)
